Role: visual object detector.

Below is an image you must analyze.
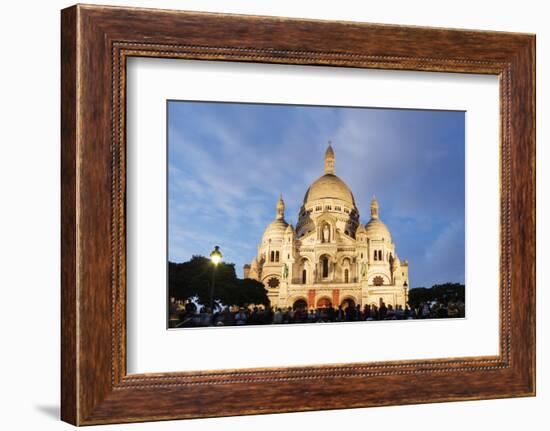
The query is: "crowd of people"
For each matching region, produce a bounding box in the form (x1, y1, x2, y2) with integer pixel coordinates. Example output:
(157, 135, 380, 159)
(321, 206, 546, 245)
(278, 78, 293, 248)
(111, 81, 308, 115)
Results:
(169, 298, 465, 328)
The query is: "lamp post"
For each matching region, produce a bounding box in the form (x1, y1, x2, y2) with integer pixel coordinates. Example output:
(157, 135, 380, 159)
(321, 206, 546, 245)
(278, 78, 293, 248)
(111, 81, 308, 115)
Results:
(209, 246, 222, 317)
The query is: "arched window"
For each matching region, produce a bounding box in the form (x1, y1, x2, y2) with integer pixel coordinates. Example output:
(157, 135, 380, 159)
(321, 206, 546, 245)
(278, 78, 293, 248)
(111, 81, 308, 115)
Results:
(344, 269, 349, 283)
(275, 251, 280, 262)
(270, 251, 275, 262)
(322, 257, 329, 278)
(374, 251, 378, 261)
(302, 269, 307, 284)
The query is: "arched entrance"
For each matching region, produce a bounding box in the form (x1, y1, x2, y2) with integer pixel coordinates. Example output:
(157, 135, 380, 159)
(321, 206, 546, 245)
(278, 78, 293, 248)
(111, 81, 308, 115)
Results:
(341, 297, 356, 310)
(292, 298, 308, 311)
(316, 297, 331, 308)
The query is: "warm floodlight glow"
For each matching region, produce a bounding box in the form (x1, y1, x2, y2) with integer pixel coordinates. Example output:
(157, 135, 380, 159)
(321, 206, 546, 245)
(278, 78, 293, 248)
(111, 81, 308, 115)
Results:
(210, 245, 222, 265)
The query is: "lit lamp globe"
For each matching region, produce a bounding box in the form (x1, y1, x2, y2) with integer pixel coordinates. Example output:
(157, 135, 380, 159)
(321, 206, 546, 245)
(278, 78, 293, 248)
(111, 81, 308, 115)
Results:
(210, 246, 222, 265)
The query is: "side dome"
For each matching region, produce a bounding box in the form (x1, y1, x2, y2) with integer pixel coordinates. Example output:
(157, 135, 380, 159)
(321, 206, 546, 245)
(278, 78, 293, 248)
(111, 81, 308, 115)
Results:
(365, 219, 391, 242)
(263, 194, 289, 241)
(303, 174, 356, 207)
(262, 219, 288, 241)
(365, 196, 391, 241)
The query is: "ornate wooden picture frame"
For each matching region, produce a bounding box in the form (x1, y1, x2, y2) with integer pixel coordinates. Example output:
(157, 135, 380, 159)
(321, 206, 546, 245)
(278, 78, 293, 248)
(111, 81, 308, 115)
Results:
(61, 4, 535, 425)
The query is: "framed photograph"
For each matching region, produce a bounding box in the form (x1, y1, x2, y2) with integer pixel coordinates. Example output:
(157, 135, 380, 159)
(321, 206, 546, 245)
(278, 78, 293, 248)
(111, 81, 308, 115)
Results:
(165, 101, 466, 331)
(61, 4, 535, 425)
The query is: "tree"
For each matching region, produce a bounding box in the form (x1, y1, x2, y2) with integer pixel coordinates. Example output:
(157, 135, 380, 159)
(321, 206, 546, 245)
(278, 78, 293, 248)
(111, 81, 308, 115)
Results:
(169, 255, 268, 308)
(408, 282, 465, 307)
(226, 278, 270, 307)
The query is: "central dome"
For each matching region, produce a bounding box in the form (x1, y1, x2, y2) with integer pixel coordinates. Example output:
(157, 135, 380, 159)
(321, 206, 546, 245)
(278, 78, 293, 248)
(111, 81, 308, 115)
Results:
(302, 143, 357, 207)
(303, 174, 356, 207)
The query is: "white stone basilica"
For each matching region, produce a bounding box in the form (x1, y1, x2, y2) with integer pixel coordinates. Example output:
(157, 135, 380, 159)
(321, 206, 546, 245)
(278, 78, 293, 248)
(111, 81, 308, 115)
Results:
(244, 143, 410, 310)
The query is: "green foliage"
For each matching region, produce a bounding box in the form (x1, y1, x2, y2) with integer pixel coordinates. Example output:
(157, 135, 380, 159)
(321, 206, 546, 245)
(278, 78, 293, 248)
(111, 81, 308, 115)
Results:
(169, 255, 269, 308)
(408, 282, 465, 307)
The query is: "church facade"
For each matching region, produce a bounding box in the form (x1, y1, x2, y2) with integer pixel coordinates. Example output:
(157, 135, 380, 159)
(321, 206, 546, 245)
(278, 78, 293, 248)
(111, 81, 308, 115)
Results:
(244, 144, 410, 311)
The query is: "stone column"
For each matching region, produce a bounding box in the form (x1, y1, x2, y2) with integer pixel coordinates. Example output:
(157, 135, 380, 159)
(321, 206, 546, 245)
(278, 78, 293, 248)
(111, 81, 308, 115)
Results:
(307, 289, 316, 309)
(278, 279, 288, 308)
(361, 279, 370, 306)
(332, 289, 340, 307)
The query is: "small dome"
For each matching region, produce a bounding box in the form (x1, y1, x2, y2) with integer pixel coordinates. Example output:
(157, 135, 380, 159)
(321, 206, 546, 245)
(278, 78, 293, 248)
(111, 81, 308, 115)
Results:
(262, 219, 289, 240)
(303, 174, 356, 207)
(365, 218, 391, 241)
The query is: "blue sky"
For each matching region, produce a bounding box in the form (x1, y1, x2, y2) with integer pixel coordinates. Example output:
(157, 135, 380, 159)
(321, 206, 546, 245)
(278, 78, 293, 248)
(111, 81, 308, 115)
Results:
(168, 101, 465, 288)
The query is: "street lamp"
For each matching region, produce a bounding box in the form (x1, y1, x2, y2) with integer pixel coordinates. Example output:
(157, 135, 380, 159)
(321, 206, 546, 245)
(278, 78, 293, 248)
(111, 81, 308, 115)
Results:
(210, 245, 222, 265)
(209, 246, 223, 317)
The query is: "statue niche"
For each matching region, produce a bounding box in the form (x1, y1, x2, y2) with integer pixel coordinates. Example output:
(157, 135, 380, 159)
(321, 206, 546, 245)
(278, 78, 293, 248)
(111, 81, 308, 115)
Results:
(322, 223, 331, 243)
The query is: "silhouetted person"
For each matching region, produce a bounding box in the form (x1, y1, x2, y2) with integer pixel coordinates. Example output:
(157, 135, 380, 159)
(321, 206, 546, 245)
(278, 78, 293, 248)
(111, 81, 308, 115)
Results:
(379, 301, 387, 320)
(327, 303, 335, 321)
